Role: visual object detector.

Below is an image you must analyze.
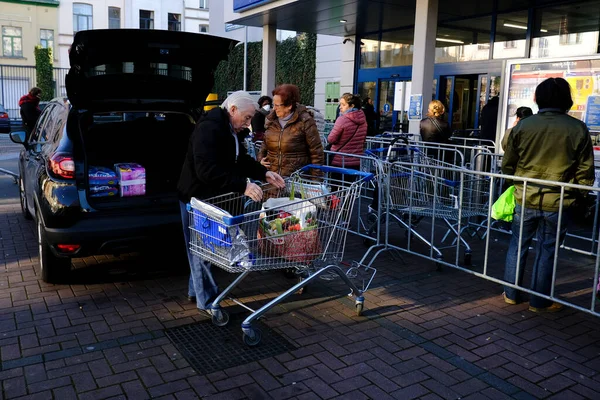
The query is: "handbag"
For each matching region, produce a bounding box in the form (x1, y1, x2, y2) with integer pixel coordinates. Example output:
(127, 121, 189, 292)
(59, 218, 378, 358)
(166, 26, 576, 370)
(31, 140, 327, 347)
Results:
(491, 186, 516, 222)
(326, 123, 360, 165)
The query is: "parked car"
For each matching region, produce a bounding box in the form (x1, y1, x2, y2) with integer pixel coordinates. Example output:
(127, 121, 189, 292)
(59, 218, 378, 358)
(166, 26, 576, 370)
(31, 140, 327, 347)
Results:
(10, 29, 237, 283)
(0, 104, 10, 133)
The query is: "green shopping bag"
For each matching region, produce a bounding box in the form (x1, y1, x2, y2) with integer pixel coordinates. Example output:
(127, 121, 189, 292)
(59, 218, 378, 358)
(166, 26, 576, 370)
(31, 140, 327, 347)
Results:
(491, 186, 516, 222)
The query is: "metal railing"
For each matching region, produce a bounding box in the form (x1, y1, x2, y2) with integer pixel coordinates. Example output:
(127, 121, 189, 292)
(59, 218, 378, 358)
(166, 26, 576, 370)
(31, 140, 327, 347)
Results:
(0, 65, 69, 120)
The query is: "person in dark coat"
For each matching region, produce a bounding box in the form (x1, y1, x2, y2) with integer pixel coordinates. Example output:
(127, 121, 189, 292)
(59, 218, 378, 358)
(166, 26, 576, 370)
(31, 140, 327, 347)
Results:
(479, 96, 499, 142)
(19, 87, 42, 137)
(250, 95, 272, 142)
(362, 97, 378, 136)
(420, 100, 452, 144)
(177, 91, 285, 313)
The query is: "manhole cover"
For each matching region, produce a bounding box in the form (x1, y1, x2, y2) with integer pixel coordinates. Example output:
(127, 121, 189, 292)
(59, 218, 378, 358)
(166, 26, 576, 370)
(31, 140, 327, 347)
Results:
(165, 315, 297, 375)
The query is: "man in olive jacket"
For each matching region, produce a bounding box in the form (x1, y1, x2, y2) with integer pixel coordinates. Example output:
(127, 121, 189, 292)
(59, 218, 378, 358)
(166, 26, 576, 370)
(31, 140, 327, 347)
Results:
(502, 77, 594, 313)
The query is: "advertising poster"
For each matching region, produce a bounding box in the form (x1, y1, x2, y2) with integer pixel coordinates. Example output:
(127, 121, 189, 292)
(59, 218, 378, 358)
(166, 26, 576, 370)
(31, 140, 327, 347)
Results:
(408, 94, 423, 120)
(505, 58, 600, 132)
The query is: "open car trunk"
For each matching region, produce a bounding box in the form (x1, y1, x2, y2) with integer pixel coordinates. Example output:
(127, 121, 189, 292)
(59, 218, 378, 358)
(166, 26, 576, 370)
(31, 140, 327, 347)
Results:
(80, 111, 195, 209)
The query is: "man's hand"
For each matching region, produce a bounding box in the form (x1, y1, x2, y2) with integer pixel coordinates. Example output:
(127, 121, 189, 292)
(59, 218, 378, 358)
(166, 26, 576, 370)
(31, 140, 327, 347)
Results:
(265, 171, 285, 188)
(244, 182, 263, 202)
(260, 157, 271, 168)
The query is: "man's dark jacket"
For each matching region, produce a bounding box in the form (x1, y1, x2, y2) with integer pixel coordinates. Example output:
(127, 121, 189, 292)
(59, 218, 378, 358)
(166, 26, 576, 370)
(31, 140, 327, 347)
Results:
(177, 107, 267, 204)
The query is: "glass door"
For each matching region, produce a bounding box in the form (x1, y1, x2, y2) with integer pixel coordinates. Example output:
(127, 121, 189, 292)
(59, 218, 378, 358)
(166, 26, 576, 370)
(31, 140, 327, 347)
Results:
(377, 79, 411, 133)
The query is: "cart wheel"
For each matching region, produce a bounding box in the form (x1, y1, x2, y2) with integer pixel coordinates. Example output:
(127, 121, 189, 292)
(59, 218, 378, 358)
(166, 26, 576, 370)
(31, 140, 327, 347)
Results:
(211, 309, 229, 327)
(356, 303, 364, 316)
(464, 253, 472, 266)
(243, 328, 262, 346)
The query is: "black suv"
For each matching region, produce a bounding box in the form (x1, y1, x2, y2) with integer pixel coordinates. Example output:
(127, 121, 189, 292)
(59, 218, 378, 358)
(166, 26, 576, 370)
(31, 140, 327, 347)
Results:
(10, 29, 235, 282)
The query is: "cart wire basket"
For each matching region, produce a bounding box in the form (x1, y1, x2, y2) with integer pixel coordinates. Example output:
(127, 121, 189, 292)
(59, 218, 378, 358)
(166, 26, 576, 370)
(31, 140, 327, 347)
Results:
(188, 165, 375, 345)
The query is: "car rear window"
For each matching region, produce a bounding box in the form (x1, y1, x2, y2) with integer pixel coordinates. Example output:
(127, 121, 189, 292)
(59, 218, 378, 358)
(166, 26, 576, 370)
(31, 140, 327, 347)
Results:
(88, 62, 192, 81)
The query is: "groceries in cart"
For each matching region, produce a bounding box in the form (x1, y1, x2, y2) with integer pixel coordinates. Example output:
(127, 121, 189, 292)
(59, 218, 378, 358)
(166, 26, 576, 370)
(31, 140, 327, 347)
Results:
(189, 198, 253, 268)
(257, 197, 322, 263)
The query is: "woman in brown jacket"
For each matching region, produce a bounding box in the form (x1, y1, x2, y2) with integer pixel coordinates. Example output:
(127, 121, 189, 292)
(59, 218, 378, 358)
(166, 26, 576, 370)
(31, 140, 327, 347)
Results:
(258, 84, 324, 177)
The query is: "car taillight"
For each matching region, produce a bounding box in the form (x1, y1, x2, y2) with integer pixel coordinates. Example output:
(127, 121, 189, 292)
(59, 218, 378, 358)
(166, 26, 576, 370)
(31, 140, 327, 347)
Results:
(0, 112, 8, 119)
(49, 153, 75, 179)
(57, 244, 80, 253)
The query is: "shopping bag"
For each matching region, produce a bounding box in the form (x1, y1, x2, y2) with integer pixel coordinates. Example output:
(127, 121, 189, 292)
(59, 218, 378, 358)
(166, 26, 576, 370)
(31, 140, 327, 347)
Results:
(491, 186, 516, 222)
(257, 197, 321, 263)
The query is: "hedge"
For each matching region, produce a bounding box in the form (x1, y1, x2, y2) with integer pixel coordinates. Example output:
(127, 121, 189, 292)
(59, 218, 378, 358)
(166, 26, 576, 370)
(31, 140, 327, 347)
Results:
(213, 33, 317, 106)
(34, 46, 54, 101)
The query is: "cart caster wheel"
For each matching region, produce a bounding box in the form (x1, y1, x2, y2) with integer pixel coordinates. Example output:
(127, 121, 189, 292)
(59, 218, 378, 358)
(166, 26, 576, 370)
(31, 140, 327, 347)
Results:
(211, 309, 229, 327)
(464, 253, 472, 266)
(243, 328, 262, 346)
(356, 303, 364, 316)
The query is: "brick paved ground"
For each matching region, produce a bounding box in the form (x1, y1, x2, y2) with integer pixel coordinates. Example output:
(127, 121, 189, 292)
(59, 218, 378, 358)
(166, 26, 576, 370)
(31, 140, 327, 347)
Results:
(1, 162, 600, 400)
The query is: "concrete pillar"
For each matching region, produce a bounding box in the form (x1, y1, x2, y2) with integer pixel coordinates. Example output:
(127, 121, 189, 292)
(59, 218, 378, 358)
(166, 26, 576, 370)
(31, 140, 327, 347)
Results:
(340, 36, 356, 96)
(408, 0, 438, 134)
(262, 24, 277, 95)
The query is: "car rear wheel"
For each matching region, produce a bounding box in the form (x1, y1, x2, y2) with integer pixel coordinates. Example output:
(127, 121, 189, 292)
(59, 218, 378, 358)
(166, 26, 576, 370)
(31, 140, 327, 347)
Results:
(37, 211, 71, 283)
(19, 177, 32, 220)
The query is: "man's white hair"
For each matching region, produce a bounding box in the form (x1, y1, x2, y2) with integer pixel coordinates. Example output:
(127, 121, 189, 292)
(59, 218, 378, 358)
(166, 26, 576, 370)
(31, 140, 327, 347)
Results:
(221, 91, 258, 113)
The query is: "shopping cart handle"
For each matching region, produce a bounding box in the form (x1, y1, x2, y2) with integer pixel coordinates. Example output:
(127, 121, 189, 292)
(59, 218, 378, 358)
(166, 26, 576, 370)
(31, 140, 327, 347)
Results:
(300, 164, 374, 182)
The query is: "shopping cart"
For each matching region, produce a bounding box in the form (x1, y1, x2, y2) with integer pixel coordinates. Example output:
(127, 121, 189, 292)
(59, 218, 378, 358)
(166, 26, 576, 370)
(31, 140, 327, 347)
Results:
(383, 156, 491, 264)
(188, 165, 375, 345)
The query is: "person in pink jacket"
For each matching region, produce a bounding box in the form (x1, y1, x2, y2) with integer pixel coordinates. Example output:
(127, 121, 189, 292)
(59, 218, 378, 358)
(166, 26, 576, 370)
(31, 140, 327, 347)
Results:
(327, 93, 368, 169)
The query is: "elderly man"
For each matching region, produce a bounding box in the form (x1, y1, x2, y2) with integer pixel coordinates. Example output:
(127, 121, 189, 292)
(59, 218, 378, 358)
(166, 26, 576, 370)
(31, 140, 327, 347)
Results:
(177, 91, 285, 313)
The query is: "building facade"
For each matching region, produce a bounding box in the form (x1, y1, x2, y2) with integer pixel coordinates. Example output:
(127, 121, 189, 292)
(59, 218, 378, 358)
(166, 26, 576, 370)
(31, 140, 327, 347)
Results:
(224, 0, 600, 141)
(57, 0, 185, 68)
(184, 0, 210, 34)
(0, 0, 59, 66)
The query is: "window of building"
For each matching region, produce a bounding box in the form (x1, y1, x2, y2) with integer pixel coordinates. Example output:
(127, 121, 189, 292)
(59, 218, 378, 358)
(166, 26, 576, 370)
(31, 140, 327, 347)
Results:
(199, 0, 209, 9)
(380, 29, 414, 67)
(140, 10, 154, 30)
(360, 37, 379, 69)
(530, 1, 600, 59)
(109, 7, 121, 29)
(168, 13, 181, 31)
(199, 25, 209, 33)
(40, 29, 54, 50)
(2, 26, 22, 57)
(493, 10, 528, 59)
(435, 16, 492, 63)
(73, 3, 93, 33)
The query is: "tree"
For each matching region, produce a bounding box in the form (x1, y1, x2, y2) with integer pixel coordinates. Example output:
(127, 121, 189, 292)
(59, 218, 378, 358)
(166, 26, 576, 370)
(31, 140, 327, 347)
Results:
(35, 46, 54, 101)
(213, 33, 317, 106)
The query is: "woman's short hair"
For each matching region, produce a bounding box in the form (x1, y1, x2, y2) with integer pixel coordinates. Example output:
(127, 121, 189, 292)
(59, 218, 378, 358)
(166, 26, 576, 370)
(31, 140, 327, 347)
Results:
(272, 84, 300, 110)
(534, 77, 573, 112)
(341, 93, 362, 109)
(29, 87, 42, 97)
(427, 100, 445, 118)
(515, 106, 533, 120)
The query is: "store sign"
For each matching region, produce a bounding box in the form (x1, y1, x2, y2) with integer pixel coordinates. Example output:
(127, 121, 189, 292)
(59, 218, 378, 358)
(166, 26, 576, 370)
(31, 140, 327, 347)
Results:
(233, 0, 275, 12)
(585, 96, 600, 132)
(408, 94, 423, 120)
(225, 24, 244, 32)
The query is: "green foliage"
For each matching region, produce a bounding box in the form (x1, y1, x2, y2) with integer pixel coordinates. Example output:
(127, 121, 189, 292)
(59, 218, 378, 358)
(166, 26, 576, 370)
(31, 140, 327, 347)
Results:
(213, 33, 317, 106)
(34, 46, 54, 101)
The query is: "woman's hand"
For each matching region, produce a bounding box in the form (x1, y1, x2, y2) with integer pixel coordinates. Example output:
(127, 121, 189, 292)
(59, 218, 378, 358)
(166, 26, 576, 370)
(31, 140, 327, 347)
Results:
(260, 157, 271, 168)
(244, 182, 263, 202)
(265, 171, 285, 189)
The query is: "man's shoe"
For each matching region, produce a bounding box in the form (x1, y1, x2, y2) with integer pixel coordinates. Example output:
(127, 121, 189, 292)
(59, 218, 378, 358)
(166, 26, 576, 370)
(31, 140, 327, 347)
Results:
(503, 292, 517, 305)
(187, 295, 196, 303)
(528, 303, 564, 313)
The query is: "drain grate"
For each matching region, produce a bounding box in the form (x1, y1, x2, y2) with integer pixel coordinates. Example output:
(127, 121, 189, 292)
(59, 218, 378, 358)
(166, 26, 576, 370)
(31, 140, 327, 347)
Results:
(165, 315, 297, 375)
